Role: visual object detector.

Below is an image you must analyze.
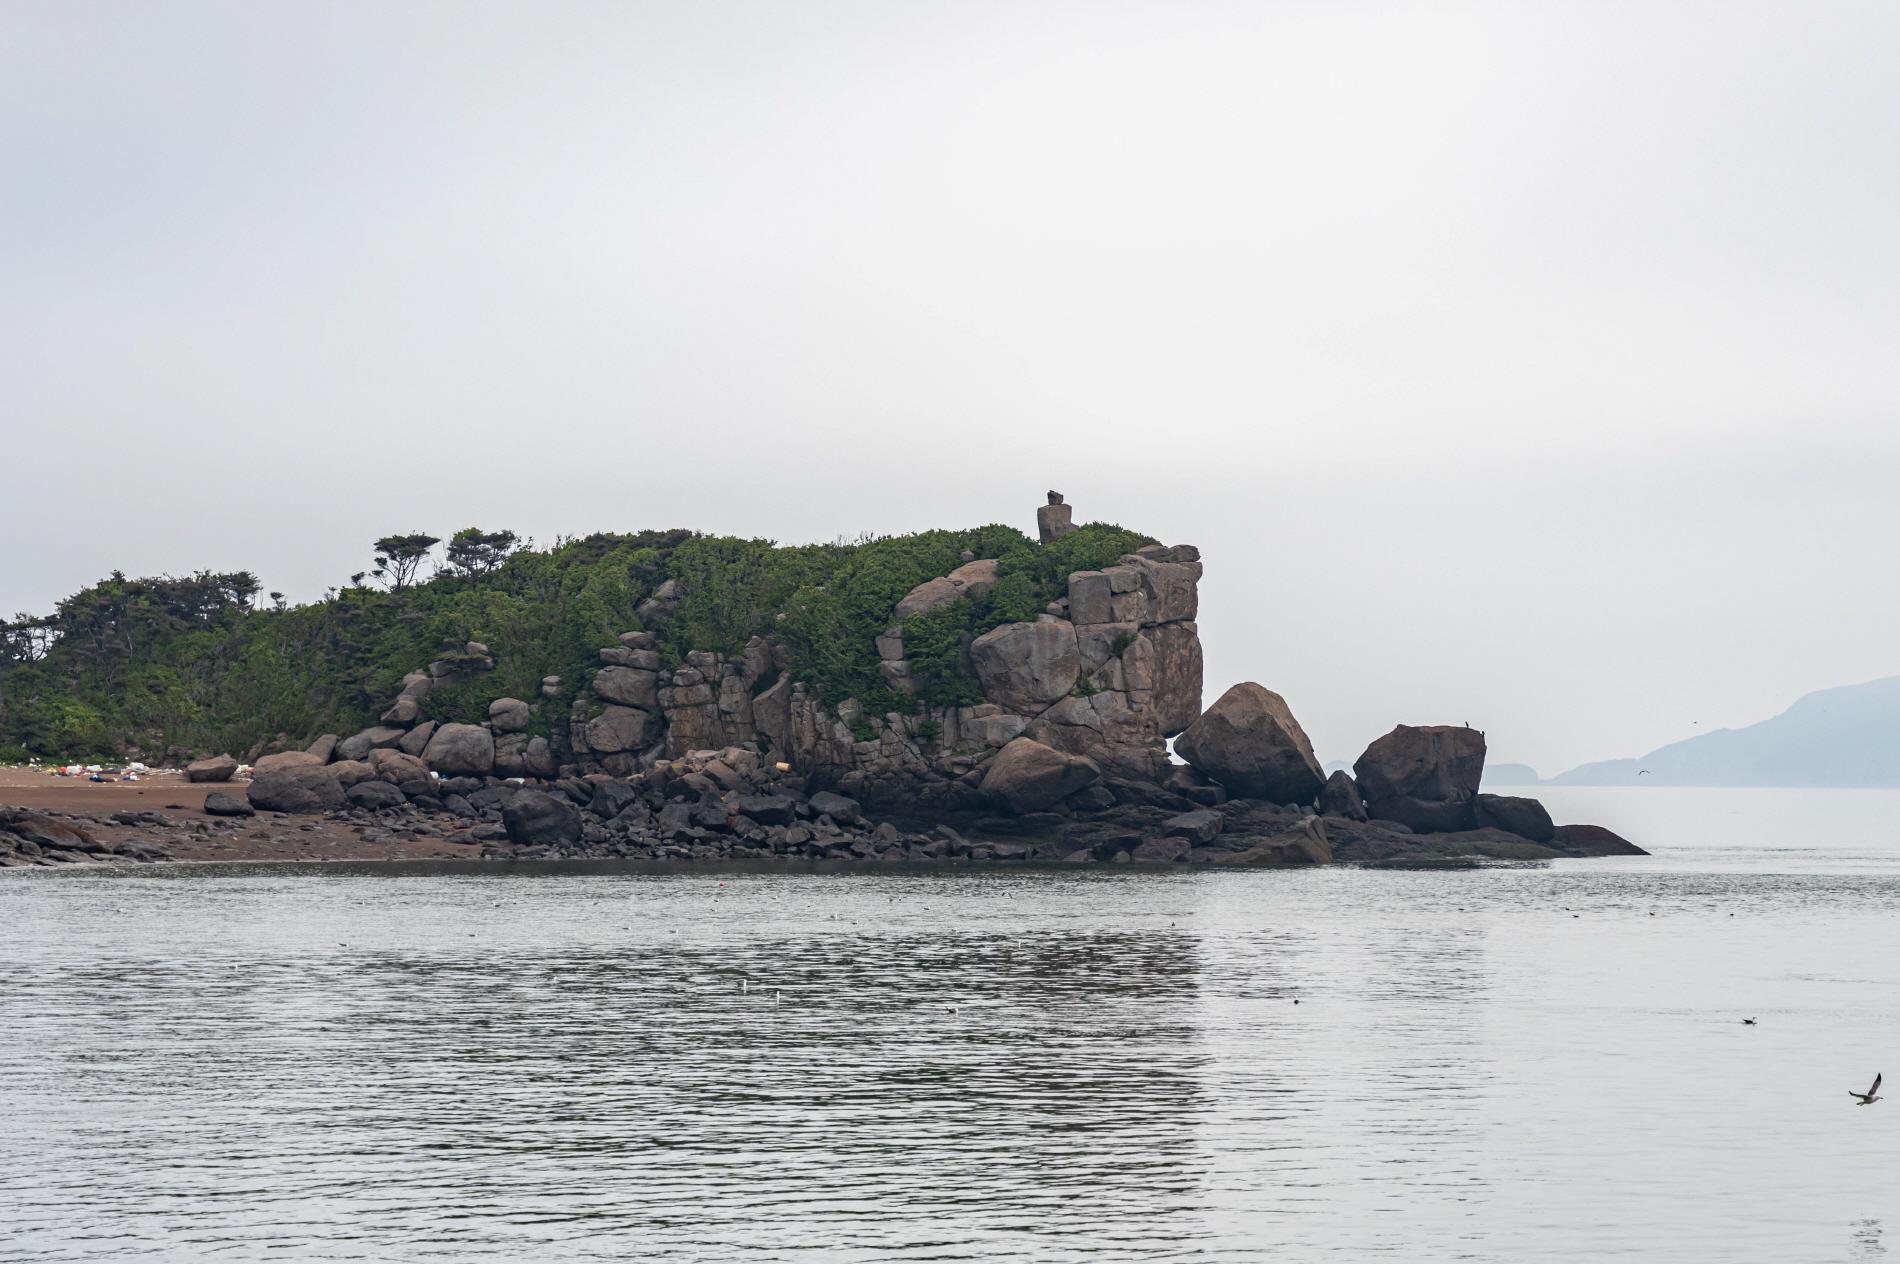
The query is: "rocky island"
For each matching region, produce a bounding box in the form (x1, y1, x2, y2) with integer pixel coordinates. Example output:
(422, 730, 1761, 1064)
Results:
(0, 494, 1641, 868)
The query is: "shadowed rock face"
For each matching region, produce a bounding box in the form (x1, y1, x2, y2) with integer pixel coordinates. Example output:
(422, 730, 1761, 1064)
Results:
(1173, 683, 1325, 804)
(1475, 793, 1556, 842)
(1354, 725, 1487, 833)
(979, 736, 1102, 813)
(1317, 769, 1367, 821)
(1550, 823, 1646, 856)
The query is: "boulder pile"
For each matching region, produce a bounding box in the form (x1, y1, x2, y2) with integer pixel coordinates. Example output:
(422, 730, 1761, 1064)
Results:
(165, 493, 1640, 868)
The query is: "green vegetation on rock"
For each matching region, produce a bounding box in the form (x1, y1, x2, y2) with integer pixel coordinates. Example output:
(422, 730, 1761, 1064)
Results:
(0, 520, 1154, 761)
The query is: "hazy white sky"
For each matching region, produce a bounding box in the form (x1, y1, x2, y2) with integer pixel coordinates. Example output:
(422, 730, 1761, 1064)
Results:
(4, 1, 1896, 772)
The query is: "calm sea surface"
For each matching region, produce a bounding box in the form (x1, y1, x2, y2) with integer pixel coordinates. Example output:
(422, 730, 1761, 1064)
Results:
(4, 787, 1900, 1262)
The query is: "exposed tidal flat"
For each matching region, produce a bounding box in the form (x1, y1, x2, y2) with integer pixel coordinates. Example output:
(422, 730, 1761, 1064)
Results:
(4, 788, 1899, 1262)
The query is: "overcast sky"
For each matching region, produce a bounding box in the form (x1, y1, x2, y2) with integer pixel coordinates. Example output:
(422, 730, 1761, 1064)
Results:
(4, 1, 1897, 772)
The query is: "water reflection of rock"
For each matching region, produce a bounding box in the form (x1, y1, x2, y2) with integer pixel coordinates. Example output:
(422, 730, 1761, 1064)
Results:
(238, 929, 1216, 1255)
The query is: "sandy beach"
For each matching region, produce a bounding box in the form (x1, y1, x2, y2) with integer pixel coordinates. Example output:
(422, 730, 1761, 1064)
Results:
(0, 767, 484, 863)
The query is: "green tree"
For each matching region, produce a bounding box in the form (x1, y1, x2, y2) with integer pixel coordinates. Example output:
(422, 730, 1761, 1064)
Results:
(442, 528, 520, 578)
(371, 533, 440, 591)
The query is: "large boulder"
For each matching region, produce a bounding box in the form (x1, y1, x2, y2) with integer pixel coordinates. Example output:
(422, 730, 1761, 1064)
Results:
(894, 576, 964, 620)
(593, 666, 659, 709)
(1172, 683, 1324, 804)
(368, 748, 430, 786)
(969, 620, 1080, 711)
(305, 734, 339, 764)
(422, 723, 495, 777)
(503, 790, 582, 845)
(1317, 770, 1368, 821)
(522, 735, 557, 779)
(1353, 725, 1486, 833)
(487, 698, 532, 734)
(247, 765, 346, 814)
(346, 779, 407, 811)
(328, 759, 374, 788)
(946, 558, 999, 597)
(397, 720, 437, 757)
(252, 750, 323, 774)
(336, 727, 405, 762)
(1551, 823, 1647, 856)
(185, 755, 238, 783)
(583, 705, 649, 754)
(1474, 793, 1556, 843)
(979, 736, 1101, 813)
(202, 791, 254, 817)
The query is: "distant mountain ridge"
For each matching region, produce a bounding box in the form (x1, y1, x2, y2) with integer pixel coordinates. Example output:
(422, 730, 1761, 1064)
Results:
(1540, 676, 1900, 787)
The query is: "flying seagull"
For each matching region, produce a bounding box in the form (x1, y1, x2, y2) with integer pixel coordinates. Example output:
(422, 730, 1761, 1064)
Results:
(1637, 769, 1652, 777)
(1850, 1073, 1883, 1105)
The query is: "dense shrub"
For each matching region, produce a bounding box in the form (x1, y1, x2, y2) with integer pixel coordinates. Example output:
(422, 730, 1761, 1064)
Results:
(0, 520, 1154, 760)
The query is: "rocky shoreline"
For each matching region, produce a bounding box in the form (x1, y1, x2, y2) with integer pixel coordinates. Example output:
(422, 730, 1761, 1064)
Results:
(1, 739, 1641, 870)
(2, 494, 1644, 870)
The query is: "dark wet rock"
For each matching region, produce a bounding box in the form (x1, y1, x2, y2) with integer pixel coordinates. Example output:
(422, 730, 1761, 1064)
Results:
(1551, 823, 1647, 856)
(1316, 770, 1367, 821)
(736, 793, 798, 825)
(1131, 836, 1190, 863)
(248, 766, 346, 814)
(1474, 793, 1556, 843)
(809, 790, 863, 824)
(1162, 809, 1224, 843)
(587, 779, 643, 819)
(346, 780, 407, 811)
(202, 791, 255, 817)
(503, 790, 582, 845)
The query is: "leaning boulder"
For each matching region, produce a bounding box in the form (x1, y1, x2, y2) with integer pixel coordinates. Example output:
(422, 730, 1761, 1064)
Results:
(306, 734, 339, 764)
(422, 723, 495, 777)
(185, 755, 238, 784)
(1474, 793, 1556, 843)
(1316, 770, 1368, 821)
(1353, 725, 1486, 833)
(969, 620, 1080, 711)
(1172, 683, 1324, 804)
(979, 736, 1101, 813)
(247, 765, 346, 814)
(503, 789, 582, 845)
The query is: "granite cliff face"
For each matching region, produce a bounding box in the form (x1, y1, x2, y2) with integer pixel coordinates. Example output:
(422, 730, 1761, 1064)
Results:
(214, 493, 1641, 868)
(559, 494, 1204, 808)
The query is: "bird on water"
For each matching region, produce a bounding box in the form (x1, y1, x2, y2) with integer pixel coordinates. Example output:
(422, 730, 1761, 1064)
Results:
(1850, 1073, 1883, 1105)
(1741, 1017, 1756, 1026)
